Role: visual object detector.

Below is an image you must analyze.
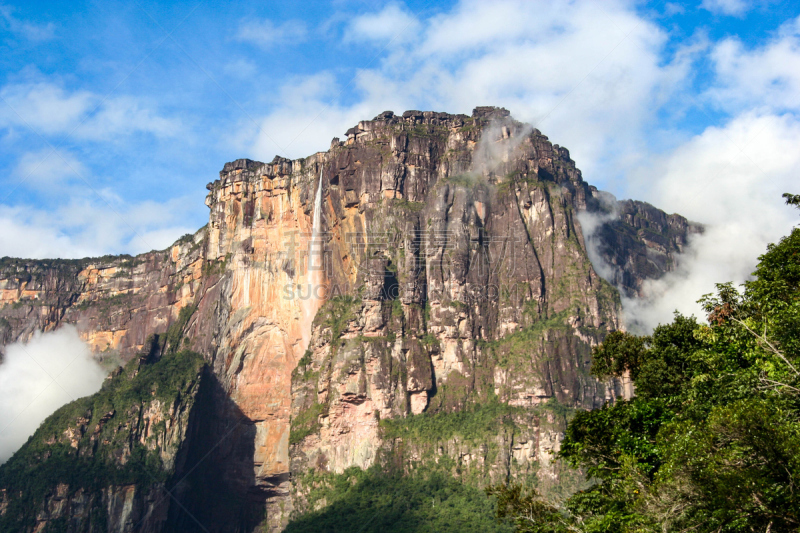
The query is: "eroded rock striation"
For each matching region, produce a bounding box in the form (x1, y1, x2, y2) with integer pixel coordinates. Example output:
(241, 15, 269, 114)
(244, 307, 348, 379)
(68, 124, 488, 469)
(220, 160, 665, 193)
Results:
(0, 107, 698, 532)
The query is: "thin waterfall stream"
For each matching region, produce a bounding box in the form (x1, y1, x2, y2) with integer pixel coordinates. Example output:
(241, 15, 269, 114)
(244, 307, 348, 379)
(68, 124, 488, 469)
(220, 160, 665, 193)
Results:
(301, 170, 324, 350)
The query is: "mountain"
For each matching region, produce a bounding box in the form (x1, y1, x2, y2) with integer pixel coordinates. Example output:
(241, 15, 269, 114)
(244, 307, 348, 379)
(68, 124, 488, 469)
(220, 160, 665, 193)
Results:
(0, 107, 700, 532)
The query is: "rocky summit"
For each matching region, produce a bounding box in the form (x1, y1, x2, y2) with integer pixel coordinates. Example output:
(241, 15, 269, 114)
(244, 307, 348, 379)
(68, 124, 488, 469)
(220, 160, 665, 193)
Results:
(0, 108, 699, 532)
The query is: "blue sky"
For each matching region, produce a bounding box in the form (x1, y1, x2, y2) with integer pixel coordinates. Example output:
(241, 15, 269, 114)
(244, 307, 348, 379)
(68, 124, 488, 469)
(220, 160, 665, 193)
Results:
(0, 0, 799, 265)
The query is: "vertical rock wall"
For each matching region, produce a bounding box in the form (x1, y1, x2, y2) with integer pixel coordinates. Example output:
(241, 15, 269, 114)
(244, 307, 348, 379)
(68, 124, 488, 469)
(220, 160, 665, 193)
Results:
(0, 107, 700, 531)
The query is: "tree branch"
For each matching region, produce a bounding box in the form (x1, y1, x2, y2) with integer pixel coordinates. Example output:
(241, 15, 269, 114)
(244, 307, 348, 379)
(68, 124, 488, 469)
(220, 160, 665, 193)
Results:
(732, 318, 799, 376)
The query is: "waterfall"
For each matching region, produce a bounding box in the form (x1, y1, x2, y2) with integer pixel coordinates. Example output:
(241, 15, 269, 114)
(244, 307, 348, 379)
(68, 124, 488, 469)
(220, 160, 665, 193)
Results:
(301, 170, 324, 350)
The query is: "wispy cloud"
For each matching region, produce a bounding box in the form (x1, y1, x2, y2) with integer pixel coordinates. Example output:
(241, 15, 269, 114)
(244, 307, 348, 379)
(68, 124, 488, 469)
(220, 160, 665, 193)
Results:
(0, 4, 55, 41)
(245, 0, 800, 333)
(235, 18, 307, 49)
(706, 15, 800, 112)
(252, 0, 689, 180)
(343, 3, 420, 44)
(700, 0, 753, 17)
(0, 80, 181, 140)
(622, 113, 800, 331)
(0, 326, 106, 464)
(0, 0, 798, 288)
(0, 194, 197, 259)
(13, 148, 87, 191)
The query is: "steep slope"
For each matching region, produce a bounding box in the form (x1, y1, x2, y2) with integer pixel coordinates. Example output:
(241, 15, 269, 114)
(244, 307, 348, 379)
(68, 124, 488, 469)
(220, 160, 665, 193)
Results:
(0, 348, 206, 532)
(0, 107, 698, 531)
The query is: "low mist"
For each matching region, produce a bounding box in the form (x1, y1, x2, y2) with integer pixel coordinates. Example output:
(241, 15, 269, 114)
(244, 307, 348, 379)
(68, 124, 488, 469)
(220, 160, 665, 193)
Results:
(472, 118, 533, 177)
(0, 326, 107, 463)
(578, 113, 800, 334)
(580, 201, 797, 334)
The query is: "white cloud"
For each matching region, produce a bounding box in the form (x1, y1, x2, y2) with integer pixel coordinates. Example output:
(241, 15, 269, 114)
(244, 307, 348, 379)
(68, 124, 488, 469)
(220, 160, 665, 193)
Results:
(344, 3, 420, 44)
(244, 0, 800, 336)
(13, 149, 87, 191)
(604, 16, 800, 331)
(252, 0, 691, 183)
(248, 72, 397, 159)
(0, 195, 197, 259)
(0, 326, 106, 464)
(0, 81, 180, 140)
(706, 15, 800, 112)
(235, 18, 307, 49)
(223, 58, 258, 79)
(663, 3, 686, 16)
(0, 82, 92, 135)
(78, 95, 178, 139)
(0, 4, 55, 41)
(620, 112, 800, 331)
(700, 0, 753, 17)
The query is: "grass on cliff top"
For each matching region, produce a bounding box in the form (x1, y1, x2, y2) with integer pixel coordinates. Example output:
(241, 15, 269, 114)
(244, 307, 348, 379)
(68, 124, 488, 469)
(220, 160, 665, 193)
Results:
(0, 349, 206, 531)
(287, 465, 512, 533)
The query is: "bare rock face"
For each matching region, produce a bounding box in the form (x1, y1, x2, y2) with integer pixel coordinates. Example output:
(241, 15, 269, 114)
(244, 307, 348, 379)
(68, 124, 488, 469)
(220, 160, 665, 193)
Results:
(286, 109, 624, 518)
(0, 108, 698, 531)
(0, 235, 206, 360)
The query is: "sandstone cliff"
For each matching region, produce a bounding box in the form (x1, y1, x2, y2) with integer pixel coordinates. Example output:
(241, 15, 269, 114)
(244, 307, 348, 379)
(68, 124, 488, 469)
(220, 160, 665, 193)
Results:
(0, 107, 698, 531)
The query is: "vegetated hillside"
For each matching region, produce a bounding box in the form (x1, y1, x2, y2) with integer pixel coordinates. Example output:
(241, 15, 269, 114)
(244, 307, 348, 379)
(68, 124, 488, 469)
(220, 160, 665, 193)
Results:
(0, 345, 206, 532)
(0, 108, 699, 532)
(489, 194, 800, 533)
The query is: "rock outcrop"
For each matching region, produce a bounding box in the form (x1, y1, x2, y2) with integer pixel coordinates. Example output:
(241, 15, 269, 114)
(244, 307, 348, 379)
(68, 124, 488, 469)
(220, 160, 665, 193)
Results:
(0, 108, 699, 531)
(585, 198, 702, 298)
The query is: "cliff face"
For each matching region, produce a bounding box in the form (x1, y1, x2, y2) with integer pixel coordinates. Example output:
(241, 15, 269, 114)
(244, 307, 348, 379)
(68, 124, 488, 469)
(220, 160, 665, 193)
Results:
(0, 107, 698, 531)
(0, 237, 205, 361)
(287, 109, 619, 506)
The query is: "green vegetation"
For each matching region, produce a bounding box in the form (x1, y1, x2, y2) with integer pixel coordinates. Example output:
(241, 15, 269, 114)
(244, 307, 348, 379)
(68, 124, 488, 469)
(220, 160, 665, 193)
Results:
(202, 252, 231, 276)
(163, 305, 196, 355)
(293, 349, 318, 382)
(458, 119, 478, 133)
(496, 171, 537, 194)
(443, 173, 487, 190)
(0, 254, 132, 274)
(485, 311, 570, 367)
(391, 298, 404, 318)
(405, 123, 448, 139)
(420, 332, 441, 350)
(486, 485, 570, 533)
(289, 296, 363, 446)
(319, 295, 361, 340)
(287, 465, 512, 533)
(381, 397, 522, 444)
(74, 290, 136, 312)
(448, 300, 469, 312)
(392, 198, 425, 212)
(139, 305, 196, 357)
(176, 233, 195, 245)
(290, 401, 325, 445)
(117, 257, 144, 270)
(491, 194, 800, 533)
(0, 349, 206, 532)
